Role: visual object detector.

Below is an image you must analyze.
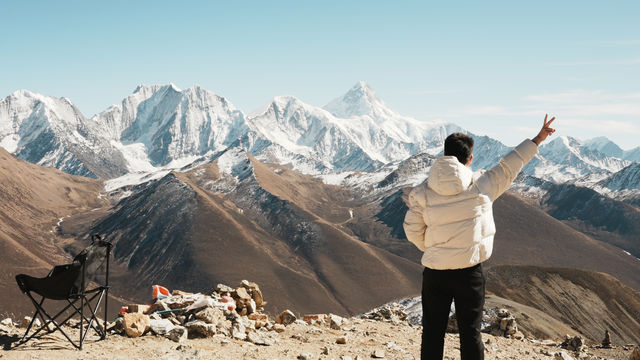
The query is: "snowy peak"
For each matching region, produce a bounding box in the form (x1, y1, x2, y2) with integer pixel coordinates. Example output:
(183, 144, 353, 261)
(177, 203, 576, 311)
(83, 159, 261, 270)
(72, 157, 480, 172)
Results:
(584, 137, 624, 158)
(598, 163, 640, 191)
(324, 81, 398, 120)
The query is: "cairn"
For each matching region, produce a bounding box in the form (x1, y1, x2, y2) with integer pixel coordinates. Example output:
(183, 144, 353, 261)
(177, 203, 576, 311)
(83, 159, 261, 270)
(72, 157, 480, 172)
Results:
(601, 329, 612, 348)
(487, 308, 524, 340)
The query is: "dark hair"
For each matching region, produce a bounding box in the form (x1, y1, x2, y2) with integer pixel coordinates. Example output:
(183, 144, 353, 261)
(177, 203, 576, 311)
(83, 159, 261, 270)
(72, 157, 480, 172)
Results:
(444, 133, 474, 164)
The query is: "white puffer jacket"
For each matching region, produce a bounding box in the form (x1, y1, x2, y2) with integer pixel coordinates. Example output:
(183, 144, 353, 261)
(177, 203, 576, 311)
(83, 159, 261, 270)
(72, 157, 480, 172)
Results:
(403, 139, 538, 270)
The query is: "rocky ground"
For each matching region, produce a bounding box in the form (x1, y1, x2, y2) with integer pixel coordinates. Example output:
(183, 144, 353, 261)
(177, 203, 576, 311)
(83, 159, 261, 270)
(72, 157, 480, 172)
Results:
(1, 280, 637, 360)
(1, 318, 637, 360)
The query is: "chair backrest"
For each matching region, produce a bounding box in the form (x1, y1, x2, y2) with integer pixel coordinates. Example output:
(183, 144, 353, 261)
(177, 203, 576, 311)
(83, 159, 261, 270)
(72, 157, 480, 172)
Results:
(71, 235, 112, 295)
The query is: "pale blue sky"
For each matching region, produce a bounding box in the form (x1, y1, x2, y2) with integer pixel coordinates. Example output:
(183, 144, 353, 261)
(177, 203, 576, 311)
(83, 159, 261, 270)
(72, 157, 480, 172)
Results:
(1, 0, 639, 149)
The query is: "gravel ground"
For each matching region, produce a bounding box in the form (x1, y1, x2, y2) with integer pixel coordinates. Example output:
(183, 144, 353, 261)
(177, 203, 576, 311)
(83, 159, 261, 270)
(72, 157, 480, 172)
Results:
(0, 318, 635, 360)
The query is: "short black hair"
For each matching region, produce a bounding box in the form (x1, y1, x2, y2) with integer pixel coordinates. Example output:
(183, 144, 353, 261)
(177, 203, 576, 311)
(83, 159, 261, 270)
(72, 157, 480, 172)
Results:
(444, 133, 474, 164)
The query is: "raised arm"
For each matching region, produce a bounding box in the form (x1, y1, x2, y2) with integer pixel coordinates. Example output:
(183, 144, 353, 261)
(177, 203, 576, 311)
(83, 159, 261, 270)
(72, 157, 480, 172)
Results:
(476, 115, 556, 201)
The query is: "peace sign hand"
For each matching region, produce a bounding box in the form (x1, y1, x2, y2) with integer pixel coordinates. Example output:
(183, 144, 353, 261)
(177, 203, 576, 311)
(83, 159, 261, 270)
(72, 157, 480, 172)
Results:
(532, 114, 556, 145)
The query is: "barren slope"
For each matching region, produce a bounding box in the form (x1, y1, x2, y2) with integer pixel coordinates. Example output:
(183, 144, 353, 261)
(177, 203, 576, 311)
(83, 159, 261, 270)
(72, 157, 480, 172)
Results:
(0, 148, 107, 316)
(84, 155, 422, 317)
(487, 265, 640, 345)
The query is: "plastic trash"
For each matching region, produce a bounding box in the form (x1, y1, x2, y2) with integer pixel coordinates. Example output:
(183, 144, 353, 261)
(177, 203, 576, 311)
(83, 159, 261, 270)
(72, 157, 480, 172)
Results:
(152, 285, 170, 301)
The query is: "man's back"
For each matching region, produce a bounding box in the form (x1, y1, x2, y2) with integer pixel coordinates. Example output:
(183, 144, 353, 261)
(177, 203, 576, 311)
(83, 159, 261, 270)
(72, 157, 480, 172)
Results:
(404, 138, 538, 270)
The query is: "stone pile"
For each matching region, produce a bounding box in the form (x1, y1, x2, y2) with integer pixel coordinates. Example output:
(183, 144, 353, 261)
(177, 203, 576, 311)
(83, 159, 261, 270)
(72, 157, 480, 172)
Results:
(485, 308, 524, 340)
(111, 280, 280, 346)
(561, 334, 586, 352)
(360, 302, 408, 324)
(601, 329, 612, 348)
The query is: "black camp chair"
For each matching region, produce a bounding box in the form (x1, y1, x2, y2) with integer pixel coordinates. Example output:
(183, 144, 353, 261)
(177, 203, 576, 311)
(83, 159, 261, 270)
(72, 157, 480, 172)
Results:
(14, 235, 112, 350)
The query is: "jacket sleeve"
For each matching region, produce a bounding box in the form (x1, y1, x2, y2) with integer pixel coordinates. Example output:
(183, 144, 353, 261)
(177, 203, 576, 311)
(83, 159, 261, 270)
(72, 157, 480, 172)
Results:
(475, 139, 538, 201)
(403, 186, 427, 251)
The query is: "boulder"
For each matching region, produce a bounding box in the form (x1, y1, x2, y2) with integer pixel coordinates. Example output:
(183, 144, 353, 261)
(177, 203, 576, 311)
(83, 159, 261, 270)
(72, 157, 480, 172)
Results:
(328, 314, 347, 330)
(336, 336, 347, 344)
(372, 349, 386, 358)
(247, 330, 277, 346)
(122, 313, 150, 338)
(275, 310, 297, 325)
(216, 283, 234, 294)
(562, 335, 585, 352)
(231, 321, 247, 340)
(19, 316, 41, 329)
(166, 326, 187, 343)
(0, 324, 10, 334)
(149, 318, 175, 336)
(194, 307, 225, 325)
(303, 314, 327, 325)
(297, 353, 313, 360)
(1, 318, 13, 327)
(185, 320, 216, 338)
(273, 323, 286, 333)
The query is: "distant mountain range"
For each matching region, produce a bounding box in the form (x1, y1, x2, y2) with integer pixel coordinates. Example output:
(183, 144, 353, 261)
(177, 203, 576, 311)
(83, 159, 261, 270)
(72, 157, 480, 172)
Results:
(2, 82, 637, 186)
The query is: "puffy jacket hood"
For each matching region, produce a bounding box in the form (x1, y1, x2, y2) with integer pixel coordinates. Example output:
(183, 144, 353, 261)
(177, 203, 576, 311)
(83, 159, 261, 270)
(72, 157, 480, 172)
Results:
(427, 156, 474, 196)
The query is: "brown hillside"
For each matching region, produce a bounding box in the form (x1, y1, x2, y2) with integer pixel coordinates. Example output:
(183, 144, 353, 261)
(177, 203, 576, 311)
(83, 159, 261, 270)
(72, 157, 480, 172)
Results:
(487, 265, 640, 345)
(83, 154, 422, 317)
(487, 192, 640, 291)
(0, 148, 107, 317)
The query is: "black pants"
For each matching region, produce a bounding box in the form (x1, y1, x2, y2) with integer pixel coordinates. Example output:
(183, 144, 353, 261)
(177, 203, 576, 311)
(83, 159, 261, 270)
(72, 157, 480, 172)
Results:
(421, 263, 485, 360)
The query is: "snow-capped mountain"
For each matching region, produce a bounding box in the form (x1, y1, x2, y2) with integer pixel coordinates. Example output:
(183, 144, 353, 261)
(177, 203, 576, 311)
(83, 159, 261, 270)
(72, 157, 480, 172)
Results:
(1, 82, 638, 198)
(90, 84, 249, 170)
(598, 163, 640, 192)
(584, 136, 640, 163)
(0, 90, 127, 178)
(524, 136, 631, 184)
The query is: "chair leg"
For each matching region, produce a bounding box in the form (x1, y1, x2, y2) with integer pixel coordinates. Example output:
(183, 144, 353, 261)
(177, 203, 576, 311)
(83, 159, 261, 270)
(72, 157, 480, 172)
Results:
(16, 293, 83, 349)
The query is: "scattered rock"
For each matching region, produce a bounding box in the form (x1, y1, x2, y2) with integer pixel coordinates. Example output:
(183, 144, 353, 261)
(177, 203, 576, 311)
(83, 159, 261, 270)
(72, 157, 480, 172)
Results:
(630, 346, 640, 360)
(149, 318, 175, 336)
(273, 323, 286, 333)
(194, 306, 224, 325)
(231, 321, 247, 340)
(341, 356, 353, 360)
(19, 316, 40, 329)
(298, 352, 314, 360)
(303, 314, 327, 325)
(166, 326, 187, 343)
(372, 349, 386, 358)
(246, 330, 276, 346)
(336, 336, 347, 344)
(329, 313, 347, 330)
(275, 310, 297, 325)
(554, 350, 575, 360)
(320, 346, 329, 355)
(122, 313, 150, 338)
(562, 335, 585, 352)
(0, 324, 10, 334)
(363, 303, 408, 324)
(185, 320, 216, 338)
(1, 318, 13, 327)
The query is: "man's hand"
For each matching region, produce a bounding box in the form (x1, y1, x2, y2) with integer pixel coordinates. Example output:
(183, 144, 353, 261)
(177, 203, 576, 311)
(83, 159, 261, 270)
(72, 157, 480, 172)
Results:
(532, 114, 556, 145)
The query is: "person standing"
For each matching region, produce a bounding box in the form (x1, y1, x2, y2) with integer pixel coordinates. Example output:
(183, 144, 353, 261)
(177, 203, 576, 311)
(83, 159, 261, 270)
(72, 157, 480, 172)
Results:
(403, 115, 556, 359)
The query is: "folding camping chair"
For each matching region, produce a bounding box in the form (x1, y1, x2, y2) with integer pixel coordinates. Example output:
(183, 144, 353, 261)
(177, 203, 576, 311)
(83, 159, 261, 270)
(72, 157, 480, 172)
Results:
(14, 235, 112, 350)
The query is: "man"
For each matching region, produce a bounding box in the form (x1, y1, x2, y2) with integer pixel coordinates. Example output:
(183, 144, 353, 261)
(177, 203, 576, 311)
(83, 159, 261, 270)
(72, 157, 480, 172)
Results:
(403, 115, 556, 359)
